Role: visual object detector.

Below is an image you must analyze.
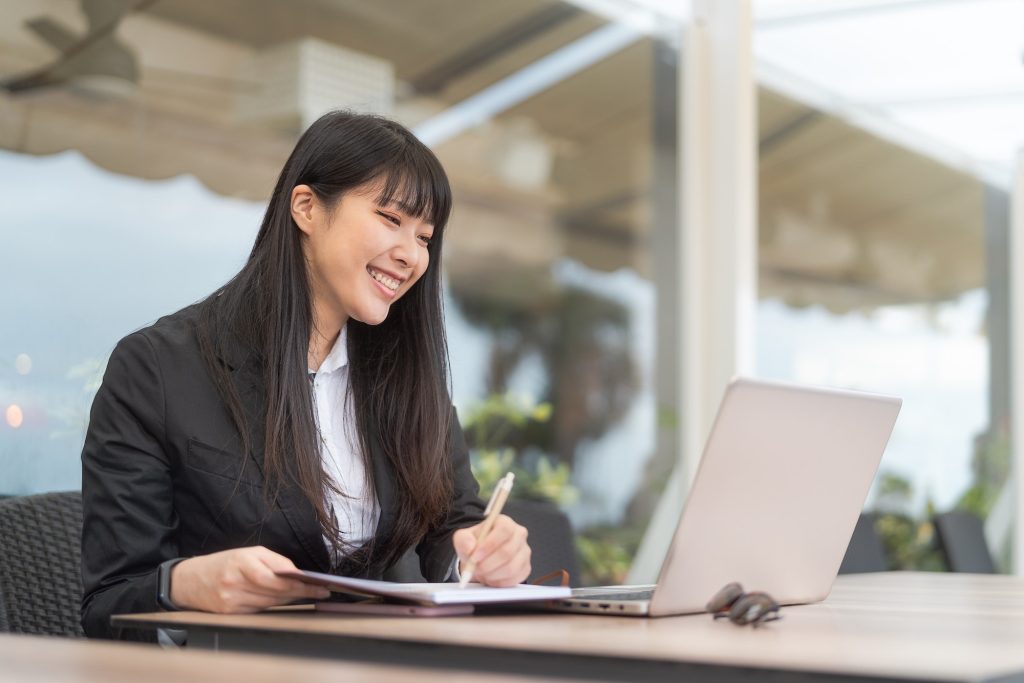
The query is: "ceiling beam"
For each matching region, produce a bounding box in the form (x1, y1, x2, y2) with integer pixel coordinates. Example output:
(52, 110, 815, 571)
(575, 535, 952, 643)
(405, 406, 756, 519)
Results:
(410, 4, 581, 95)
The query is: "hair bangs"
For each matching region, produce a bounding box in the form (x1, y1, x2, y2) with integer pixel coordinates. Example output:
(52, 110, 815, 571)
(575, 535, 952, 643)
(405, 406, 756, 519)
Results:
(372, 145, 452, 232)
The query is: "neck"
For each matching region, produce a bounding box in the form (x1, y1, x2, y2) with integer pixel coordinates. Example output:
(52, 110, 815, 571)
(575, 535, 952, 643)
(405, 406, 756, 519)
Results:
(308, 298, 346, 371)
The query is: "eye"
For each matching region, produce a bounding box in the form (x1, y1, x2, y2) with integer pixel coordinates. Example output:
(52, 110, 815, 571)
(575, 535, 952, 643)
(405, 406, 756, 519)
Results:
(418, 235, 433, 247)
(376, 210, 401, 226)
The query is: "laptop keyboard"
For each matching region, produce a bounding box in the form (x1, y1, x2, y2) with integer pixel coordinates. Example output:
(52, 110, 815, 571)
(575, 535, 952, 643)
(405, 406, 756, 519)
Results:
(572, 589, 654, 602)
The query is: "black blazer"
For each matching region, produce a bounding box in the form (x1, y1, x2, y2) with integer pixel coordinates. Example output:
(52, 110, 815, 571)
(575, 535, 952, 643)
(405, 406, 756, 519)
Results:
(80, 303, 484, 640)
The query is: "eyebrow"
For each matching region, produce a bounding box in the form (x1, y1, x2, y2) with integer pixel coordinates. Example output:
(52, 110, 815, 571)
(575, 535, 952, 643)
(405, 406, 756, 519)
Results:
(381, 199, 417, 214)
(379, 200, 435, 228)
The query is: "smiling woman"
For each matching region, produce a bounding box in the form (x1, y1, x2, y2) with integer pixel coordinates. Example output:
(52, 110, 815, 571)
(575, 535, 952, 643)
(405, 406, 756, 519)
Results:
(292, 181, 436, 347)
(79, 111, 533, 641)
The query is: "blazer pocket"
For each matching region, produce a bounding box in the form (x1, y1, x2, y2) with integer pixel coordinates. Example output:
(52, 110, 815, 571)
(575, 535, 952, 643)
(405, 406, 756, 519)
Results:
(186, 437, 262, 486)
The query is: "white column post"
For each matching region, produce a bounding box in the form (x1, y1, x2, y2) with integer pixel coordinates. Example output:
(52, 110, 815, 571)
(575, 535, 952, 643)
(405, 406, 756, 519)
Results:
(629, 0, 757, 583)
(1011, 150, 1024, 575)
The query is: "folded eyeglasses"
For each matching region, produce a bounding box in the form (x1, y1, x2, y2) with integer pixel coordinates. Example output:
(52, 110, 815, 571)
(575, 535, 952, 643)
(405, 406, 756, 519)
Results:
(705, 582, 781, 626)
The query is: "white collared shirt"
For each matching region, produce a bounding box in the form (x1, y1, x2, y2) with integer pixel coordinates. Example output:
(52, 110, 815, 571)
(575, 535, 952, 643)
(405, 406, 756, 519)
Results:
(309, 324, 380, 564)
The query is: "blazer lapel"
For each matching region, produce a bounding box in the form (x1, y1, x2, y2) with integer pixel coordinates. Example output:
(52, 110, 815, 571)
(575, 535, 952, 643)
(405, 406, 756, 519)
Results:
(368, 429, 398, 544)
(218, 337, 332, 572)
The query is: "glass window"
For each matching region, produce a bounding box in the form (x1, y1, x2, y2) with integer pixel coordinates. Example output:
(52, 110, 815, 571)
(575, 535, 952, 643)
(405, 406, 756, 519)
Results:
(0, 1, 682, 585)
(754, 1, 1013, 570)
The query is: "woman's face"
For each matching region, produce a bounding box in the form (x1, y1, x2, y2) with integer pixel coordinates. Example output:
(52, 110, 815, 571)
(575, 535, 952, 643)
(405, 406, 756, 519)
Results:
(292, 181, 435, 330)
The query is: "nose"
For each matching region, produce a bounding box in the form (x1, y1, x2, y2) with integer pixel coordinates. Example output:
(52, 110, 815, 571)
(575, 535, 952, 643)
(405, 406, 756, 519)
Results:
(391, 229, 422, 272)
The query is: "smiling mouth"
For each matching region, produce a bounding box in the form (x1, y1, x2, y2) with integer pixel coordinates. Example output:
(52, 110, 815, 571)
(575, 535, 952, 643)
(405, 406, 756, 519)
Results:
(367, 266, 401, 293)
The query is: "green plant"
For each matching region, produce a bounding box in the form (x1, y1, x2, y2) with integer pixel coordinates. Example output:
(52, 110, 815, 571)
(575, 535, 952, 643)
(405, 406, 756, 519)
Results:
(956, 424, 1010, 520)
(463, 392, 577, 507)
(869, 472, 945, 571)
(575, 525, 641, 585)
(870, 419, 1015, 573)
(452, 278, 642, 585)
(875, 512, 945, 572)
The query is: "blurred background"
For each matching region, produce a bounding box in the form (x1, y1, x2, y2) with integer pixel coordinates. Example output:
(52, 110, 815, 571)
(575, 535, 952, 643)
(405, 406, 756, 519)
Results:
(1, 0, 1021, 582)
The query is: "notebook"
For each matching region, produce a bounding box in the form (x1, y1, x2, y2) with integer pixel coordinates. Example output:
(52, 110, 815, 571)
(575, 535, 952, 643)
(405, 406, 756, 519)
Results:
(549, 377, 901, 617)
(278, 569, 571, 607)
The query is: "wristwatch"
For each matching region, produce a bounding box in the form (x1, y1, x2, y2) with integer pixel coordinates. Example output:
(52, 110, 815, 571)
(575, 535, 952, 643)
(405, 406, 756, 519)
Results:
(156, 558, 186, 611)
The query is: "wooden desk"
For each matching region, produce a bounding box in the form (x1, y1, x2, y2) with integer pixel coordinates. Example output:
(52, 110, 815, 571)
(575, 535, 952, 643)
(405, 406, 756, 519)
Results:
(0, 632, 575, 683)
(114, 572, 1024, 683)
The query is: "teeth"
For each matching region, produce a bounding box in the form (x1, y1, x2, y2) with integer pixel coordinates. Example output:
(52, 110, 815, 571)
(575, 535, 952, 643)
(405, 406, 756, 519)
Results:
(368, 267, 400, 291)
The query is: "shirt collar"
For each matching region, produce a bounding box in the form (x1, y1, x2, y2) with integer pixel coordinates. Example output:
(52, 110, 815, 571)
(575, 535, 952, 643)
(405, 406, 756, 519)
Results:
(313, 323, 349, 376)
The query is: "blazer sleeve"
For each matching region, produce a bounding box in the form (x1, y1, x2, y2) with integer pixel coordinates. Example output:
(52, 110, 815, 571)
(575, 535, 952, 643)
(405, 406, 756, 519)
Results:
(415, 408, 486, 581)
(80, 331, 178, 641)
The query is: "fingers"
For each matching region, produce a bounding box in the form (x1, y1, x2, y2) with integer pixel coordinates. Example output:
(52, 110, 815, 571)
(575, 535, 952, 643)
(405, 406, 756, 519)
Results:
(475, 542, 531, 585)
(238, 549, 325, 599)
(251, 545, 297, 571)
(477, 519, 513, 560)
(452, 527, 477, 561)
(212, 576, 329, 613)
(476, 546, 531, 587)
(239, 567, 330, 601)
(204, 547, 330, 612)
(467, 516, 520, 562)
(220, 585, 325, 613)
(252, 546, 330, 600)
(459, 516, 531, 586)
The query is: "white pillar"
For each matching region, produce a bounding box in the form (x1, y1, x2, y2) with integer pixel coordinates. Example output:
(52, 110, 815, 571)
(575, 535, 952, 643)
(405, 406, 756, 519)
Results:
(629, 0, 757, 583)
(1012, 150, 1024, 575)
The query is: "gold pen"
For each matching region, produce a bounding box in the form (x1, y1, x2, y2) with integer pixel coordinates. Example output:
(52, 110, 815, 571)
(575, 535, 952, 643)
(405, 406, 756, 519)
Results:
(459, 472, 515, 587)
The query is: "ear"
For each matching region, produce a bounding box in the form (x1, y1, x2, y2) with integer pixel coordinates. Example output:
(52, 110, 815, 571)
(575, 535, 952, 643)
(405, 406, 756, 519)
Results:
(290, 184, 319, 236)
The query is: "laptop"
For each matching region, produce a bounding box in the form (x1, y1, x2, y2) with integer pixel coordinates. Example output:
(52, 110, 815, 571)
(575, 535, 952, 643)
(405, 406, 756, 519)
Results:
(551, 377, 901, 617)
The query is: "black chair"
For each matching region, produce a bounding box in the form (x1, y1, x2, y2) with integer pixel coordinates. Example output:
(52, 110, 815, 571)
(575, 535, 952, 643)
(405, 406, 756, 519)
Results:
(933, 510, 997, 574)
(382, 548, 427, 583)
(838, 513, 888, 574)
(0, 491, 85, 637)
(504, 498, 579, 586)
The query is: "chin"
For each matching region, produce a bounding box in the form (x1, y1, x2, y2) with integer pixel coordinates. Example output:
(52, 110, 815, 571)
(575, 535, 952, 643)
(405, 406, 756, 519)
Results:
(355, 307, 391, 326)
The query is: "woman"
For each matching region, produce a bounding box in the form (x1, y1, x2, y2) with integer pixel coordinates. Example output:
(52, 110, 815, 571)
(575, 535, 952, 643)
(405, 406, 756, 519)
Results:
(80, 111, 532, 641)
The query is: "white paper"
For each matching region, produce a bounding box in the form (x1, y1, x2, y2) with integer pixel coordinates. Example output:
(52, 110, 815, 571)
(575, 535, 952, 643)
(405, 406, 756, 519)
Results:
(279, 569, 571, 606)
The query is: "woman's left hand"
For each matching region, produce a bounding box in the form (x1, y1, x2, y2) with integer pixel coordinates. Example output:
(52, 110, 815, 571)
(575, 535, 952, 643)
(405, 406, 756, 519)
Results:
(452, 515, 531, 587)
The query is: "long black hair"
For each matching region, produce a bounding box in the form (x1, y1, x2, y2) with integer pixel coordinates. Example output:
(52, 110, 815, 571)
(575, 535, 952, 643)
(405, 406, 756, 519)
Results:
(195, 110, 454, 572)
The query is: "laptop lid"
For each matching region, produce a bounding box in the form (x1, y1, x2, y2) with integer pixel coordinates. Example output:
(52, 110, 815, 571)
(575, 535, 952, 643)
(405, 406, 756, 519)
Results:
(647, 377, 901, 617)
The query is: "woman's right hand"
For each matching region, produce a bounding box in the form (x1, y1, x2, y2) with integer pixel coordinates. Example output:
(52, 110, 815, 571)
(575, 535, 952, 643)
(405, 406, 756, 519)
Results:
(169, 546, 331, 613)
